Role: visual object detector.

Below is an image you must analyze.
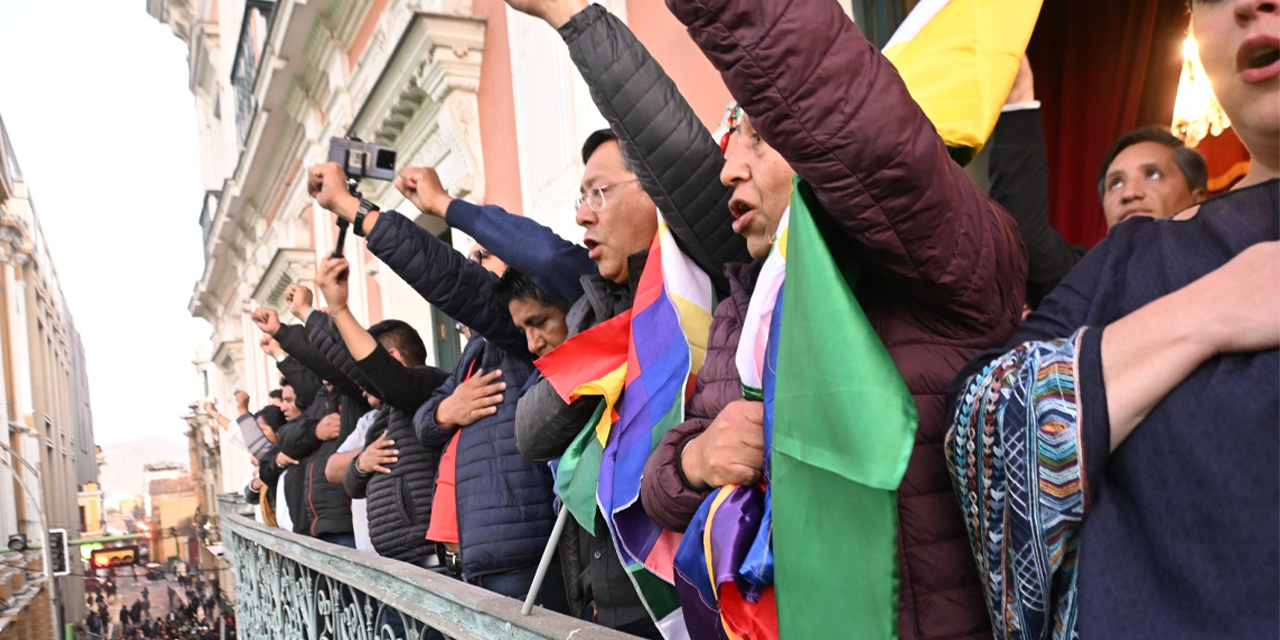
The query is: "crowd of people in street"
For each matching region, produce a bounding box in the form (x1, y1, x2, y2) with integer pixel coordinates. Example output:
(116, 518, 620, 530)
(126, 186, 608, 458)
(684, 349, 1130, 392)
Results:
(82, 568, 229, 640)
(201, 0, 1278, 637)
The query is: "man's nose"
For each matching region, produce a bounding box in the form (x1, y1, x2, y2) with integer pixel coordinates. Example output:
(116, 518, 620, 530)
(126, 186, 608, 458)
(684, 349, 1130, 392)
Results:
(526, 329, 545, 356)
(575, 198, 595, 228)
(1120, 181, 1145, 204)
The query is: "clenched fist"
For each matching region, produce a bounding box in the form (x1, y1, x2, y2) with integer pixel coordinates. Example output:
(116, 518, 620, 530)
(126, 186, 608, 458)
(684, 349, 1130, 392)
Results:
(306, 163, 361, 219)
(392, 167, 453, 218)
(315, 413, 342, 441)
(251, 308, 282, 336)
(284, 284, 314, 322)
(679, 400, 765, 491)
(316, 257, 351, 314)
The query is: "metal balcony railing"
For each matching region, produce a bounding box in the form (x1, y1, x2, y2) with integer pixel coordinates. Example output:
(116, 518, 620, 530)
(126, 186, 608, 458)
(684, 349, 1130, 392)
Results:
(216, 495, 636, 640)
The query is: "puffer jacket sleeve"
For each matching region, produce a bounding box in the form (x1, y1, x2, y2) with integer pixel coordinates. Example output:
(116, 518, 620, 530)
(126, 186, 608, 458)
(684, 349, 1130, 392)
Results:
(667, 0, 1027, 333)
(303, 311, 378, 397)
(642, 417, 711, 532)
(273, 329, 324, 408)
(276, 414, 322, 461)
(342, 457, 374, 500)
(275, 324, 362, 400)
(257, 444, 284, 488)
(514, 375, 600, 463)
(365, 209, 528, 356)
(445, 200, 595, 307)
(354, 344, 450, 413)
(559, 4, 748, 295)
(989, 107, 1082, 308)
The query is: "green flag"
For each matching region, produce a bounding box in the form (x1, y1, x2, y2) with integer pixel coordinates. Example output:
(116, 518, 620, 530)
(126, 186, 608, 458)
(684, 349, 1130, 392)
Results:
(772, 179, 918, 639)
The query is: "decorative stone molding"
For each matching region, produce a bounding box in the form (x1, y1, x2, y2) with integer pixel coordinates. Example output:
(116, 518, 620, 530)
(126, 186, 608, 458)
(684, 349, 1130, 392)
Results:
(249, 248, 316, 309)
(351, 12, 487, 202)
(211, 340, 245, 377)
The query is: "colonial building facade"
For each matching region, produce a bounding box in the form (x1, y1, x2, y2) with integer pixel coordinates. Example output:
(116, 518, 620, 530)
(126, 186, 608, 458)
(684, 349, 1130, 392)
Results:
(0, 112, 97, 637)
(150, 0, 742, 453)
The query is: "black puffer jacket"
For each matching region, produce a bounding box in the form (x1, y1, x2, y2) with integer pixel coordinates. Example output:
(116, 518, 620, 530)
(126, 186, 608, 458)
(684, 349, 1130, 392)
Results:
(416, 337, 556, 579)
(274, 324, 364, 538)
(561, 4, 748, 296)
(342, 345, 448, 564)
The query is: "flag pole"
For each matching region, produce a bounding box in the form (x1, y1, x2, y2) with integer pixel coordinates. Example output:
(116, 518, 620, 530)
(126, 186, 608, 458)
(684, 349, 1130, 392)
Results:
(522, 506, 569, 615)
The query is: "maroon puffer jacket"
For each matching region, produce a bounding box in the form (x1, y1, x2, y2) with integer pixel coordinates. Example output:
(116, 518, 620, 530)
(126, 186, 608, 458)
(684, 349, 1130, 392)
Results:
(664, 1, 1028, 639)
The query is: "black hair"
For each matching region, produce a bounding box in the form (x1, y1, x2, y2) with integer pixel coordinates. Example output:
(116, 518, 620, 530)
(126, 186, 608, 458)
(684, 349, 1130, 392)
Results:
(368, 319, 428, 367)
(268, 389, 283, 400)
(1096, 125, 1209, 198)
(254, 406, 286, 430)
(495, 267, 571, 313)
(582, 129, 638, 173)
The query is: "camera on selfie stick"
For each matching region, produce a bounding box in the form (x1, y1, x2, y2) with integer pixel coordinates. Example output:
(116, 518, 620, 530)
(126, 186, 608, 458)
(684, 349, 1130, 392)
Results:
(325, 137, 398, 258)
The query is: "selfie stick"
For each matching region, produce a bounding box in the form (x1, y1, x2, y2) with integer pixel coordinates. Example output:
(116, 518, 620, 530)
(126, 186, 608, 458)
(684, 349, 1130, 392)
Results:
(331, 177, 360, 259)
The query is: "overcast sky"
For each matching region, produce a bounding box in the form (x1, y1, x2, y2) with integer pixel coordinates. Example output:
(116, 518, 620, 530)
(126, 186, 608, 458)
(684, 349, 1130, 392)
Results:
(0, 1, 208, 446)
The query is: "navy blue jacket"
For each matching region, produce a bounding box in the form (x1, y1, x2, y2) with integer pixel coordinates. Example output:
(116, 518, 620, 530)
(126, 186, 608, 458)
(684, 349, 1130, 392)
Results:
(365, 205, 581, 578)
(415, 337, 555, 578)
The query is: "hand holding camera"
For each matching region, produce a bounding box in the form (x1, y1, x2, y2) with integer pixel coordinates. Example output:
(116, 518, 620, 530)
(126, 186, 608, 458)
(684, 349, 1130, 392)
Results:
(306, 163, 361, 219)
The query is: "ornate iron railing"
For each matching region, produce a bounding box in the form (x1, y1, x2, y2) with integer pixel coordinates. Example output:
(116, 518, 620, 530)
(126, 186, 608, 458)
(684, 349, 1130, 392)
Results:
(216, 495, 635, 640)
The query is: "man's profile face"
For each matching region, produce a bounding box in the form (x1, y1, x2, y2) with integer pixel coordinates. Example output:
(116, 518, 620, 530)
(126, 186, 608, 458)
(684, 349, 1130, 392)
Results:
(508, 297, 569, 358)
(576, 140, 658, 284)
(280, 385, 300, 420)
(720, 112, 795, 260)
(470, 245, 507, 277)
(1101, 141, 1202, 228)
(256, 418, 278, 444)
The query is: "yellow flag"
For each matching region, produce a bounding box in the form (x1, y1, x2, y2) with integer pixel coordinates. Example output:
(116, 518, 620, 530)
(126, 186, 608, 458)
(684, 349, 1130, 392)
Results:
(882, 0, 1043, 153)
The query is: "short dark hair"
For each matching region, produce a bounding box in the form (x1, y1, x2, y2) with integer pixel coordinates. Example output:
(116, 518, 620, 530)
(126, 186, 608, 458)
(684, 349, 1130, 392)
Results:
(1096, 125, 1208, 198)
(254, 406, 286, 430)
(582, 129, 638, 173)
(495, 267, 570, 313)
(268, 389, 283, 400)
(368, 319, 428, 367)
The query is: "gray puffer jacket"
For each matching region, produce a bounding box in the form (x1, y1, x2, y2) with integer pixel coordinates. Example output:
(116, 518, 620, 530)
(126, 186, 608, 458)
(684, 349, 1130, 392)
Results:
(561, 4, 749, 297)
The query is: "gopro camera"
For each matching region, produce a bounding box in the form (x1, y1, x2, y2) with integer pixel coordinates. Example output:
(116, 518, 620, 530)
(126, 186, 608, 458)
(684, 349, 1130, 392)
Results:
(327, 137, 397, 182)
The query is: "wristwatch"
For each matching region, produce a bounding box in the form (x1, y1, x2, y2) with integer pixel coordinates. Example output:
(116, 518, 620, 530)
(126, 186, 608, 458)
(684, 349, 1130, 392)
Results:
(352, 198, 379, 237)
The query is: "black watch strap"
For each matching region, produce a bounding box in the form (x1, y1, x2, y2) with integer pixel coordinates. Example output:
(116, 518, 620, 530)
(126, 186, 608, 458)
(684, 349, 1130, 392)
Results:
(352, 198, 378, 237)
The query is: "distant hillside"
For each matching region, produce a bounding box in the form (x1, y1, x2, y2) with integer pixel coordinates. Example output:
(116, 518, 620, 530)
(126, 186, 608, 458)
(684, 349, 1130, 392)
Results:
(98, 436, 188, 504)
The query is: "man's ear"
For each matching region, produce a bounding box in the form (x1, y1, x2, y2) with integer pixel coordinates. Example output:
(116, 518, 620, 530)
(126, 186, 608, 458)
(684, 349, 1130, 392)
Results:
(1191, 187, 1208, 204)
(388, 347, 407, 367)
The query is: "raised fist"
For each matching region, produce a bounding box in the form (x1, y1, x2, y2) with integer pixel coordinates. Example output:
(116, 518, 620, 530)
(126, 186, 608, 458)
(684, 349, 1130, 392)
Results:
(250, 308, 282, 336)
(284, 284, 313, 322)
(393, 167, 453, 218)
(316, 257, 351, 313)
(306, 163, 360, 219)
(259, 336, 284, 359)
(234, 391, 251, 414)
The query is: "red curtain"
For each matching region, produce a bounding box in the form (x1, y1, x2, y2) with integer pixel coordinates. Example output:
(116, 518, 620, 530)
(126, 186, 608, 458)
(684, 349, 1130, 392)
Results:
(1028, 0, 1190, 248)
